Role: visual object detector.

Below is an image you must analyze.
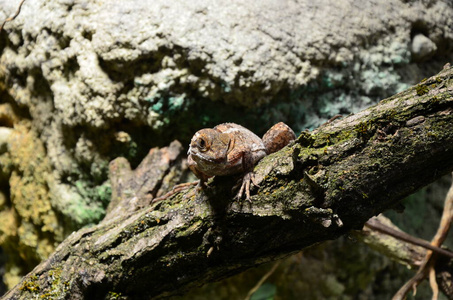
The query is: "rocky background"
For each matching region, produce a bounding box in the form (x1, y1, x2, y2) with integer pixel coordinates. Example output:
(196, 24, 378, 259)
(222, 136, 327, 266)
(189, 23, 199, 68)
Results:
(0, 0, 452, 298)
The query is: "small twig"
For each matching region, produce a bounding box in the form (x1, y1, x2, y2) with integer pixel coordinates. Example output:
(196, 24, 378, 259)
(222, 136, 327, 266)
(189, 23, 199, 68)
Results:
(393, 172, 453, 300)
(244, 260, 282, 300)
(365, 218, 453, 259)
(325, 114, 343, 124)
(429, 265, 439, 300)
(0, 0, 26, 33)
(431, 175, 453, 248)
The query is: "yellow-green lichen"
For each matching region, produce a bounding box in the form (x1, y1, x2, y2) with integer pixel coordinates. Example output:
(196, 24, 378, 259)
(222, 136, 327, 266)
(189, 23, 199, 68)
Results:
(19, 275, 40, 293)
(20, 267, 71, 299)
(0, 121, 65, 289)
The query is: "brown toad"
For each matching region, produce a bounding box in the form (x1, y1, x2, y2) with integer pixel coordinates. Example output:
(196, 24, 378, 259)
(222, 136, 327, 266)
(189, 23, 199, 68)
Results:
(187, 122, 295, 199)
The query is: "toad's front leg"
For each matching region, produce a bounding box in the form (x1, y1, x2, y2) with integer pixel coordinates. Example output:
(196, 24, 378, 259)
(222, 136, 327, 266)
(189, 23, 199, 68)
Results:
(236, 171, 260, 200)
(235, 151, 262, 200)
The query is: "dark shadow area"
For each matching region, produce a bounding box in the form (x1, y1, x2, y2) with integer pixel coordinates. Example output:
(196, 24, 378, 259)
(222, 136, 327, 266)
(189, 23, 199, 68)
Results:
(0, 247, 6, 297)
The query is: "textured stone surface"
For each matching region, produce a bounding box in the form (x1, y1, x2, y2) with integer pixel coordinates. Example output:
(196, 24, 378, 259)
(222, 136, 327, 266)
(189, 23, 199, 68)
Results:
(411, 34, 438, 61)
(1, 0, 452, 129)
(0, 0, 452, 294)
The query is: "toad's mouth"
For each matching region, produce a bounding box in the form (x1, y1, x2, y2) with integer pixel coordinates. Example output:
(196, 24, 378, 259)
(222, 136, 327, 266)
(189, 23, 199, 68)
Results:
(188, 148, 226, 164)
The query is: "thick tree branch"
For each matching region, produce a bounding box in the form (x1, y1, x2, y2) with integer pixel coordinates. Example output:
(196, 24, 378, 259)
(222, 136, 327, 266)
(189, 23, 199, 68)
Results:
(3, 65, 453, 299)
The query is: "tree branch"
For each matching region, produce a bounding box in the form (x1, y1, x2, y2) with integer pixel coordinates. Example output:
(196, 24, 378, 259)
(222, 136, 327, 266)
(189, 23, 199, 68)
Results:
(3, 65, 453, 299)
(392, 172, 453, 300)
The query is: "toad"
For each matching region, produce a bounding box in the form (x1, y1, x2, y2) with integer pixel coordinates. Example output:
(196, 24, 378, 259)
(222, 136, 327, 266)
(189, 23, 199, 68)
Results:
(187, 122, 295, 199)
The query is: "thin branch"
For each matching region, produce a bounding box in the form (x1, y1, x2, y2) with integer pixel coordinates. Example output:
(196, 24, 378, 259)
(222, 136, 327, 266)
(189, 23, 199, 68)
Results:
(244, 260, 282, 300)
(364, 218, 453, 259)
(429, 266, 439, 300)
(393, 172, 453, 300)
(0, 0, 26, 33)
(431, 174, 453, 247)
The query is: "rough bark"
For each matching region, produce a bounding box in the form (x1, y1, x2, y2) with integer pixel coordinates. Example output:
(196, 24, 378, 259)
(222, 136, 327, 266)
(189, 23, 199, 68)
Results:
(3, 65, 453, 299)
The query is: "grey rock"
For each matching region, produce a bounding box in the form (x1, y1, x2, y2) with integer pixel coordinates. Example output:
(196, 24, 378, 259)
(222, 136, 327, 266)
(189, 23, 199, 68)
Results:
(411, 33, 438, 61)
(0, 0, 451, 129)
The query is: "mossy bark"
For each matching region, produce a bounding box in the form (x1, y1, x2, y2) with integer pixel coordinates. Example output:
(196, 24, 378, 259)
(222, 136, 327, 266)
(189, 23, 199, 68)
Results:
(3, 66, 453, 299)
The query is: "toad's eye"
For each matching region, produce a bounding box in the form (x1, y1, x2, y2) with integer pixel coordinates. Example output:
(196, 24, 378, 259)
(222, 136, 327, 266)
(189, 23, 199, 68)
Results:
(197, 138, 209, 152)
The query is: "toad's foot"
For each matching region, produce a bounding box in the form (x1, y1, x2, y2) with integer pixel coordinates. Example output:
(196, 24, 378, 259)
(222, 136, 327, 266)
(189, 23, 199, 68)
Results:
(235, 172, 259, 201)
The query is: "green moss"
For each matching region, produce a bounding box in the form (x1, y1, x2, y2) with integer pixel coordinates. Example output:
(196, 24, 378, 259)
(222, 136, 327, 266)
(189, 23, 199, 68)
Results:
(415, 84, 429, 96)
(107, 291, 126, 300)
(96, 182, 113, 205)
(64, 194, 106, 226)
(354, 121, 374, 141)
(67, 180, 111, 225)
(355, 121, 369, 135)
